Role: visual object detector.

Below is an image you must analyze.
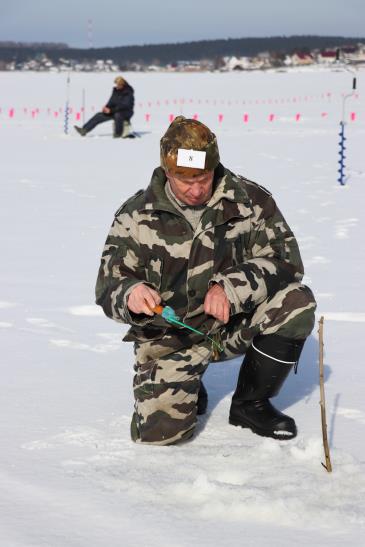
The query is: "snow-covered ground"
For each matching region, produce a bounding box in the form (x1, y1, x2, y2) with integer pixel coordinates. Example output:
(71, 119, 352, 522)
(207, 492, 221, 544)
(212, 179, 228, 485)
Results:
(1, 69, 365, 546)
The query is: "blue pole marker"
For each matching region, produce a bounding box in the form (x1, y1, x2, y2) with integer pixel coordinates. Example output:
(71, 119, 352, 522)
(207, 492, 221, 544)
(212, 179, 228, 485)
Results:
(338, 121, 346, 186)
(64, 73, 71, 135)
(337, 70, 357, 186)
(64, 101, 69, 135)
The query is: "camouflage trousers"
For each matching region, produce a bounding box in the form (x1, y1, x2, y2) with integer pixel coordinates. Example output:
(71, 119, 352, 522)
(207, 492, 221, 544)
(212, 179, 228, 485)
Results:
(131, 282, 316, 446)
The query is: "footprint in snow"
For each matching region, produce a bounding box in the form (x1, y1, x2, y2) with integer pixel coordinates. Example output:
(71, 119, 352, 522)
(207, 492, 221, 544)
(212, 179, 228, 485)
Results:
(50, 332, 122, 353)
(336, 407, 365, 425)
(305, 256, 330, 266)
(67, 305, 104, 317)
(0, 301, 19, 309)
(335, 218, 358, 240)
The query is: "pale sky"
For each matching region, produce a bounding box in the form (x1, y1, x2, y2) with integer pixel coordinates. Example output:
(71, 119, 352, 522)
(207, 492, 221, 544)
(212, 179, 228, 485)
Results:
(1, 0, 364, 48)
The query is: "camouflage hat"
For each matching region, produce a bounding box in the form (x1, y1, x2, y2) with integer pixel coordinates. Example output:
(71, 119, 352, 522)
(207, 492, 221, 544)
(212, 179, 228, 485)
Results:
(160, 116, 220, 177)
(114, 76, 126, 87)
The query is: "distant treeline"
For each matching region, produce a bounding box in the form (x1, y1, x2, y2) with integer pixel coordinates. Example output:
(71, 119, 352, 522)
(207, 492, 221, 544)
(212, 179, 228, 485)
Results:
(0, 41, 69, 50)
(0, 36, 364, 66)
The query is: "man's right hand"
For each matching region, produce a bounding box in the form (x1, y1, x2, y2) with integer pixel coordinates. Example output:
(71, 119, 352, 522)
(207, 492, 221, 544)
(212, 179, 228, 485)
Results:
(102, 106, 111, 114)
(127, 284, 161, 316)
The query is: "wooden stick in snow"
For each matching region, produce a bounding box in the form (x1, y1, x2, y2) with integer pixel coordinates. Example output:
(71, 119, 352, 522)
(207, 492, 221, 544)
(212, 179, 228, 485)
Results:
(318, 316, 332, 472)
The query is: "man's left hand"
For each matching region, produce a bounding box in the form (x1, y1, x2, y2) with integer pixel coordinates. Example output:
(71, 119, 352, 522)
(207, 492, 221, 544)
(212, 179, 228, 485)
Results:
(204, 284, 230, 324)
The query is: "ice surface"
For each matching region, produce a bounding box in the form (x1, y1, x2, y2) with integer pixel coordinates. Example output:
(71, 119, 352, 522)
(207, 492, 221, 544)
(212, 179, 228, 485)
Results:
(1, 68, 365, 546)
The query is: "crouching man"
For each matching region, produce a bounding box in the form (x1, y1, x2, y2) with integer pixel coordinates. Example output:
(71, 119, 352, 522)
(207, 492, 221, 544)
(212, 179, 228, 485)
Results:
(95, 116, 316, 445)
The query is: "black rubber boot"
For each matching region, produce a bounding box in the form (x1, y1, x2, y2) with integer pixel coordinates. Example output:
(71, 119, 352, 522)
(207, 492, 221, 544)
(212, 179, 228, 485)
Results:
(229, 334, 305, 440)
(197, 381, 208, 415)
(74, 125, 87, 136)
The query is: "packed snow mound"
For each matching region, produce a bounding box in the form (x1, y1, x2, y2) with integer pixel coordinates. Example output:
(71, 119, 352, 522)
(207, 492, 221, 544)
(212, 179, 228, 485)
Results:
(23, 419, 365, 532)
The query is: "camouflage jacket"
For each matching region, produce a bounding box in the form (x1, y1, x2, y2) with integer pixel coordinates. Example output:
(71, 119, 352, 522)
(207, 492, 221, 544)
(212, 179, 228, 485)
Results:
(95, 164, 304, 345)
